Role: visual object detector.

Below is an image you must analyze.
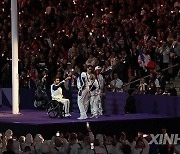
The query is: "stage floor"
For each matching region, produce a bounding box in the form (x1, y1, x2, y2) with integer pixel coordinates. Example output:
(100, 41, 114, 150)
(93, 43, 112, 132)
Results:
(0, 108, 175, 125)
(0, 107, 179, 139)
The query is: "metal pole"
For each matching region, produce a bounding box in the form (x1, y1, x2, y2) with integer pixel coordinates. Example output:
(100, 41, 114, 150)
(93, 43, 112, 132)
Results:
(11, 0, 19, 114)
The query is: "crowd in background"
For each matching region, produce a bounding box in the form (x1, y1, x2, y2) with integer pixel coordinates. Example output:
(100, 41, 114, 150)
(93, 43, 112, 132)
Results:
(0, 127, 180, 154)
(0, 0, 179, 96)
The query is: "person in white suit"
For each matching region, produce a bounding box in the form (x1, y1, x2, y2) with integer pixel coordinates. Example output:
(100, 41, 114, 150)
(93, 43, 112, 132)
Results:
(89, 74, 101, 118)
(77, 65, 93, 120)
(51, 76, 71, 117)
(94, 66, 104, 116)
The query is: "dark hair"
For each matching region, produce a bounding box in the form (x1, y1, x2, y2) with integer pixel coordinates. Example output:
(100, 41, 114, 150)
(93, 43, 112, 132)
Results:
(77, 132, 84, 141)
(70, 133, 77, 141)
(136, 137, 144, 146)
(94, 139, 100, 146)
(6, 139, 14, 151)
(76, 65, 84, 72)
(121, 144, 131, 154)
(24, 146, 31, 152)
(54, 76, 59, 81)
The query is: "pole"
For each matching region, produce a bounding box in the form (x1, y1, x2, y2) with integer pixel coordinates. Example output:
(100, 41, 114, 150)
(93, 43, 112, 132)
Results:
(11, 0, 19, 114)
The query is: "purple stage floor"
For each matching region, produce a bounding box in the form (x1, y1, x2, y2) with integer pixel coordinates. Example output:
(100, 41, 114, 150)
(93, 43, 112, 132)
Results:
(0, 106, 180, 139)
(0, 107, 175, 125)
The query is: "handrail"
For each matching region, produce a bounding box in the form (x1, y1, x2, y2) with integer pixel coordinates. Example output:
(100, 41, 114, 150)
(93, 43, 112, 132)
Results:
(123, 63, 179, 87)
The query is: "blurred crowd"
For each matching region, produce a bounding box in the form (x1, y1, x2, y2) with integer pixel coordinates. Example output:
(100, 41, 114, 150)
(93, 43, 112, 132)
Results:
(0, 127, 180, 154)
(0, 0, 180, 95)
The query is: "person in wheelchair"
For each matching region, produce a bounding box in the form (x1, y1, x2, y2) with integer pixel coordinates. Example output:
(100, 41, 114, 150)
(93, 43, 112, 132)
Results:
(51, 76, 71, 117)
(34, 82, 49, 109)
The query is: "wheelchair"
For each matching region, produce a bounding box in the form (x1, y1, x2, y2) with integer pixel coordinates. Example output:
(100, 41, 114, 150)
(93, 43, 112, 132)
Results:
(46, 100, 65, 118)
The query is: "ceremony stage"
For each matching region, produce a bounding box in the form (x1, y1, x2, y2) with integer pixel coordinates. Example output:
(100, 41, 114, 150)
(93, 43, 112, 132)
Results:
(0, 106, 179, 139)
(0, 88, 180, 139)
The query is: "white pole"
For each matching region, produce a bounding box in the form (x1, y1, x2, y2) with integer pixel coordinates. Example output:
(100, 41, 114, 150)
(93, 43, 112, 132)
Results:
(11, 0, 19, 114)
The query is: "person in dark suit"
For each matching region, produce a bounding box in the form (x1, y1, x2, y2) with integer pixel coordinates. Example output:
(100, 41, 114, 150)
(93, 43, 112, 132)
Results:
(124, 89, 136, 114)
(167, 83, 177, 96)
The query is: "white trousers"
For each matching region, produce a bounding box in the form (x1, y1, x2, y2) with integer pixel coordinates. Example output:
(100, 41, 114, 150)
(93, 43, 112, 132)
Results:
(90, 94, 102, 116)
(98, 96, 103, 115)
(77, 89, 90, 118)
(53, 98, 70, 115)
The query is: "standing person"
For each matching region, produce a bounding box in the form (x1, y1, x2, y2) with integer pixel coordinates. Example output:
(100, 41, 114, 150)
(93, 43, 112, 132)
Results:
(89, 74, 101, 118)
(156, 41, 170, 80)
(95, 66, 104, 116)
(64, 69, 78, 113)
(77, 65, 93, 120)
(124, 89, 136, 114)
(171, 34, 180, 78)
(51, 76, 71, 117)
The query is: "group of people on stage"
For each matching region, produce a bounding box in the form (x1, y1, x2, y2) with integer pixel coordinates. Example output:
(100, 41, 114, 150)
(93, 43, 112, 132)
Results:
(50, 65, 104, 120)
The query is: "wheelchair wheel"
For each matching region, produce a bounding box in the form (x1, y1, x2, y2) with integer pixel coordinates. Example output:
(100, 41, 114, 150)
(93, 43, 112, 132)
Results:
(47, 100, 59, 118)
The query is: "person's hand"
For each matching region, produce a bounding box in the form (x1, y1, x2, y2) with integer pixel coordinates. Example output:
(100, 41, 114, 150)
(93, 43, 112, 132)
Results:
(72, 75, 77, 79)
(65, 76, 71, 81)
(110, 83, 115, 89)
(138, 132, 143, 138)
(90, 74, 95, 80)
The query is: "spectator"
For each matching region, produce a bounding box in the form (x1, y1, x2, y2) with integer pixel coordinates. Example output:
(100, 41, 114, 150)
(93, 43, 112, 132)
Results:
(0, 137, 3, 153)
(88, 139, 107, 154)
(3, 139, 15, 154)
(22, 134, 35, 153)
(138, 78, 148, 94)
(167, 83, 177, 96)
(156, 41, 170, 79)
(110, 73, 123, 92)
(50, 136, 66, 154)
(157, 71, 167, 90)
(24, 146, 32, 154)
(34, 134, 44, 153)
(171, 34, 180, 78)
(1, 63, 11, 88)
(147, 82, 157, 95)
(138, 47, 151, 76)
(18, 136, 25, 152)
(131, 136, 150, 154)
(0, 0, 179, 97)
